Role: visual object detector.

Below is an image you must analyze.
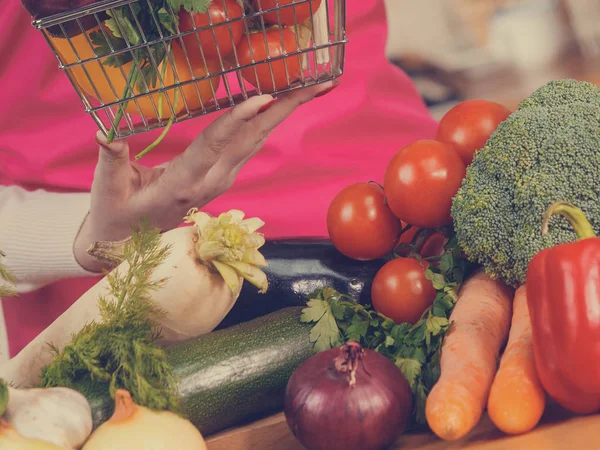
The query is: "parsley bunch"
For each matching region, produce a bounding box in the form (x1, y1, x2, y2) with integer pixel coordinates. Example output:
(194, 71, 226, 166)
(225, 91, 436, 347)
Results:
(300, 230, 477, 424)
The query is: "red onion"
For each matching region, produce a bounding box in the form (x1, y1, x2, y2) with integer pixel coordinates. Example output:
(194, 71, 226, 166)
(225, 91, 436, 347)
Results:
(284, 341, 412, 450)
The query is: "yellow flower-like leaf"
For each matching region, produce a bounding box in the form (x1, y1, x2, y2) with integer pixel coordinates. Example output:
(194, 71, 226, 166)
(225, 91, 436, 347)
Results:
(185, 208, 269, 294)
(212, 260, 241, 294)
(226, 261, 268, 294)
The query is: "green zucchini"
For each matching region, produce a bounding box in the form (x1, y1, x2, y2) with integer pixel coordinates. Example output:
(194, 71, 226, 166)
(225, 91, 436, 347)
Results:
(77, 307, 315, 436)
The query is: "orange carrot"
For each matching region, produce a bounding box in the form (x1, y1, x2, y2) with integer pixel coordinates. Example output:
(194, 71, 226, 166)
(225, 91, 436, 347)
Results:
(425, 270, 514, 441)
(487, 285, 546, 434)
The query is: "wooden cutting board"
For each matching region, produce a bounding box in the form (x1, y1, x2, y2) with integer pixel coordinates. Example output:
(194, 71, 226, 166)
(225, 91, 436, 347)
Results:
(206, 402, 600, 450)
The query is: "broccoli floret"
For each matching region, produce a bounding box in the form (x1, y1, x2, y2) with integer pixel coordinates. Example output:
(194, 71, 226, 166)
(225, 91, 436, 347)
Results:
(517, 78, 600, 110)
(451, 79, 600, 287)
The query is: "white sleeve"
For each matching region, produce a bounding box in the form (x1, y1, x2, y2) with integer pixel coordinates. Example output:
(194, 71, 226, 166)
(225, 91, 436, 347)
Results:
(0, 185, 97, 294)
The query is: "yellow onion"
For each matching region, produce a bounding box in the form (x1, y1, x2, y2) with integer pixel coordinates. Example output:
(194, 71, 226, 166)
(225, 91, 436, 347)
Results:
(0, 419, 69, 450)
(82, 390, 206, 450)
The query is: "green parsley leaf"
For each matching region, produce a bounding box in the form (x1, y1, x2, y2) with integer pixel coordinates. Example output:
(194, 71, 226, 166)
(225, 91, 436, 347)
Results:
(426, 315, 449, 336)
(300, 299, 329, 323)
(396, 356, 422, 388)
(425, 270, 446, 290)
(345, 315, 369, 342)
(168, 0, 212, 14)
(301, 299, 342, 352)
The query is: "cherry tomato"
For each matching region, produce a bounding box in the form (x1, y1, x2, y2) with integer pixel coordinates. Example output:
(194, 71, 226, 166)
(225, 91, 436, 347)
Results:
(436, 99, 512, 166)
(383, 140, 466, 229)
(371, 257, 437, 324)
(179, 0, 244, 63)
(254, 0, 323, 26)
(397, 223, 446, 258)
(327, 182, 402, 260)
(236, 27, 301, 92)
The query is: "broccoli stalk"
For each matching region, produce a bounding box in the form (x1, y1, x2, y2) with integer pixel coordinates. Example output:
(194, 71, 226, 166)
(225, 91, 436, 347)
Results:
(451, 79, 600, 287)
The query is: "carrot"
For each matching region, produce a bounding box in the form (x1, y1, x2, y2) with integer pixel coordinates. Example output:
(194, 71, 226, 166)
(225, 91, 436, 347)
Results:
(487, 285, 546, 434)
(425, 270, 514, 441)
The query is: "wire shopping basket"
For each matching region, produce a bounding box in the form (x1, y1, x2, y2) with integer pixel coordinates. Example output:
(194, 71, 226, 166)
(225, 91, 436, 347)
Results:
(27, 0, 347, 142)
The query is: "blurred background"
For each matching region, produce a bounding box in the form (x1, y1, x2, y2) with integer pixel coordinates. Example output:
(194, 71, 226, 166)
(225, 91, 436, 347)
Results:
(383, 0, 600, 119)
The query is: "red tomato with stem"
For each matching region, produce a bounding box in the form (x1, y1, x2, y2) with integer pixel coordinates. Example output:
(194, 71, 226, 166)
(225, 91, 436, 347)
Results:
(237, 27, 302, 93)
(397, 223, 446, 258)
(254, 0, 323, 26)
(383, 140, 466, 229)
(436, 99, 512, 166)
(327, 182, 402, 261)
(179, 0, 244, 64)
(371, 257, 437, 324)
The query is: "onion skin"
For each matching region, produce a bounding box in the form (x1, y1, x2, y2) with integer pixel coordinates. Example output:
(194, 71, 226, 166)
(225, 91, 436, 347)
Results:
(0, 419, 70, 450)
(284, 341, 412, 450)
(82, 389, 207, 450)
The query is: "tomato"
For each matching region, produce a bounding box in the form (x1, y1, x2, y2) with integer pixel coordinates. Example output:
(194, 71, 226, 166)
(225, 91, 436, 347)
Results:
(254, 0, 323, 26)
(236, 27, 301, 93)
(178, 0, 244, 64)
(436, 99, 512, 166)
(383, 140, 466, 229)
(371, 257, 437, 324)
(327, 182, 402, 261)
(50, 28, 220, 119)
(397, 223, 446, 258)
(171, 42, 222, 113)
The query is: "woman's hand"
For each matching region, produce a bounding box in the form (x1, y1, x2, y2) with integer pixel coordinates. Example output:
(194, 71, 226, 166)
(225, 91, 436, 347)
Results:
(74, 81, 337, 272)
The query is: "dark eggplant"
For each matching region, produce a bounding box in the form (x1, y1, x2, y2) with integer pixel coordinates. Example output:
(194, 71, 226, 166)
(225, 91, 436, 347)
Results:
(21, 0, 107, 37)
(217, 238, 390, 329)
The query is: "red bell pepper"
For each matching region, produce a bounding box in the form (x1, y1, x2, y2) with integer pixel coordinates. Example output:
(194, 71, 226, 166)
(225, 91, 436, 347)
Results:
(526, 201, 600, 414)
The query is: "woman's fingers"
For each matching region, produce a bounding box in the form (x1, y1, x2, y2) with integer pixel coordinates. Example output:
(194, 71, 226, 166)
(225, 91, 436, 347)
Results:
(255, 80, 338, 130)
(217, 81, 339, 171)
(173, 94, 275, 177)
(93, 131, 132, 196)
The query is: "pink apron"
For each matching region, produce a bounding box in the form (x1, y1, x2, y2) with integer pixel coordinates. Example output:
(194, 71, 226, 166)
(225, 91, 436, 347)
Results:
(0, 0, 437, 356)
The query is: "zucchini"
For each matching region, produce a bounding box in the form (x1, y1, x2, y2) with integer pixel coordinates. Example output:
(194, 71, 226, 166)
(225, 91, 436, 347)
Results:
(218, 238, 388, 329)
(77, 307, 315, 436)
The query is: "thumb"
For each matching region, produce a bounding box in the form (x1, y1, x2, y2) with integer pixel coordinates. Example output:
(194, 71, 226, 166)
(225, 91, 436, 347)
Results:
(94, 130, 131, 181)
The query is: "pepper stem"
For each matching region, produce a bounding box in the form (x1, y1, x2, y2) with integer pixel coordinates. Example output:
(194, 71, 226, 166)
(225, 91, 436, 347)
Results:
(334, 341, 364, 387)
(542, 201, 596, 240)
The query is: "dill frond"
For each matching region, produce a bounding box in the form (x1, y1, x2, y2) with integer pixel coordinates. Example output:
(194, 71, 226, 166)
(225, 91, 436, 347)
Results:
(41, 220, 180, 412)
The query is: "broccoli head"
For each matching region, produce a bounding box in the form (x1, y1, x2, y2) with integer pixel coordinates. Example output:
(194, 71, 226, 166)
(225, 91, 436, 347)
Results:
(451, 79, 600, 287)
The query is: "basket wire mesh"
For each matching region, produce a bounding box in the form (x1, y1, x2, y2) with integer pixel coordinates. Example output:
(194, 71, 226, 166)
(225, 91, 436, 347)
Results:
(32, 0, 347, 141)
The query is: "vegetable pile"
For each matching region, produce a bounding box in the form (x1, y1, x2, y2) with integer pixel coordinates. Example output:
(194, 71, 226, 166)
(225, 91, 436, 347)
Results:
(3, 77, 600, 450)
(452, 79, 600, 288)
(23, 0, 328, 157)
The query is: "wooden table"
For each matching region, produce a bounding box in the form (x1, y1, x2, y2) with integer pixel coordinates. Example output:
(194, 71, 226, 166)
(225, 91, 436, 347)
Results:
(206, 403, 600, 450)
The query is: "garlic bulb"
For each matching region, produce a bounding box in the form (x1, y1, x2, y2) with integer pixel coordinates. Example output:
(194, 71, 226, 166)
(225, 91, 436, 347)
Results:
(0, 419, 70, 450)
(83, 389, 207, 450)
(2, 380, 92, 449)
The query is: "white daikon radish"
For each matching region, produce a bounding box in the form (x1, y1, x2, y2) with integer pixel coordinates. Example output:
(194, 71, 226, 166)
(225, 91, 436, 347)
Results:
(1, 209, 268, 388)
(1, 379, 92, 449)
(0, 252, 17, 366)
